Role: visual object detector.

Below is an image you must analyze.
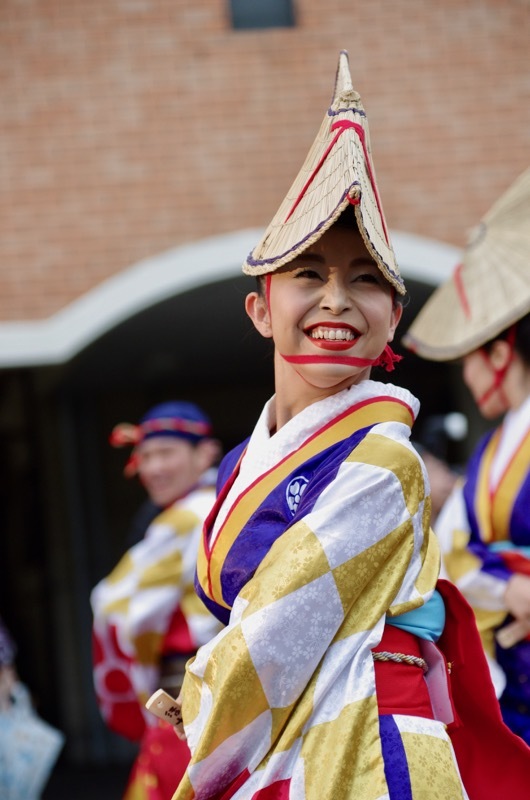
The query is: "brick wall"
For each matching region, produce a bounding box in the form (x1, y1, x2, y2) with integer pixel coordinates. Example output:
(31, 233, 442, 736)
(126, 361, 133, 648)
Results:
(1, 0, 528, 320)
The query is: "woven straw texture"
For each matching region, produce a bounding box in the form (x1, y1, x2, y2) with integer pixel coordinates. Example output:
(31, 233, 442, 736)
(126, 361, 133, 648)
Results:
(242, 51, 405, 295)
(402, 167, 530, 361)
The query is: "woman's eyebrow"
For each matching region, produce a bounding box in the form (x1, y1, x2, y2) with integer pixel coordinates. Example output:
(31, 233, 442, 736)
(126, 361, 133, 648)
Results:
(289, 253, 376, 268)
(350, 256, 377, 268)
(291, 252, 325, 265)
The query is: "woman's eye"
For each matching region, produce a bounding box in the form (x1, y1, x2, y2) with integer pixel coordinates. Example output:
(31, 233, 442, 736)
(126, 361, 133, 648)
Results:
(295, 268, 322, 280)
(354, 272, 379, 284)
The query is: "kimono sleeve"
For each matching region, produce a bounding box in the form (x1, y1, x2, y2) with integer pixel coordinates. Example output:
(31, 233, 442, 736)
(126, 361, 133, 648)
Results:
(437, 482, 510, 611)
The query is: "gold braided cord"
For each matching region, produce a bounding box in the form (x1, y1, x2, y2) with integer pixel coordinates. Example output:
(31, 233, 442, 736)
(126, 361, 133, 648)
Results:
(372, 650, 428, 673)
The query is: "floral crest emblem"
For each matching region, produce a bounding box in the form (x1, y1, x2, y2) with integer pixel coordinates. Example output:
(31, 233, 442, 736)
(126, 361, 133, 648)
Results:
(286, 475, 309, 516)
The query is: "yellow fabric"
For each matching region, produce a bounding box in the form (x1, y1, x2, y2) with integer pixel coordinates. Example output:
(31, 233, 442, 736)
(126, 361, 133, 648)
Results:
(347, 433, 426, 517)
(401, 731, 466, 799)
(91, 486, 222, 733)
(493, 427, 530, 541)
(475, 429, 500, 543)
(300, 697, 387, 800)
(190, 625, 270, 760)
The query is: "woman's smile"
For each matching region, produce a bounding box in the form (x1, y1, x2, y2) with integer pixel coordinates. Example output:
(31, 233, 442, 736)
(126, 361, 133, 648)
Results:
(304, 321, 361, 350)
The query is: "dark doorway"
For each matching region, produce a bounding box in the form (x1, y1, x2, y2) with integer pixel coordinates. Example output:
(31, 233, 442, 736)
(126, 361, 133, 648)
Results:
(1, 270, 485, 778)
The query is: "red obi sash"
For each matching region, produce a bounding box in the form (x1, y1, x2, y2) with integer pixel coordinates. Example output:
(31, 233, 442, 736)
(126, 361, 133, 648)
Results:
(373, 625, 435, 719)
(437, 579, 530, 799)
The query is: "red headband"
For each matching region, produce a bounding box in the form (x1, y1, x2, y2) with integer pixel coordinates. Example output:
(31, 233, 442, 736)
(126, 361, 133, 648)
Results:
(109, 416, 213, 478)
(109, 417, 213, 448)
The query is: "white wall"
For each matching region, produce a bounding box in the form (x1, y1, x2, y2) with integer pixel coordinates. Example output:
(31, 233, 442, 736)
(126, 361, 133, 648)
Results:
(0, 229, 460, 368)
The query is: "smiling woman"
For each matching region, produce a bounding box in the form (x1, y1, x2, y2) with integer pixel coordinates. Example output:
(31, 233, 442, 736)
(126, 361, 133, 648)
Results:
(151, 52, 530, 800)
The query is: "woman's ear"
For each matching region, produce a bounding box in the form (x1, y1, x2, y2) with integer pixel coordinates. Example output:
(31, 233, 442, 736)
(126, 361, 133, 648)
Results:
(245, 291, 273, 338)
(490, 339, 513, 371)
(387, 302, 403, 343)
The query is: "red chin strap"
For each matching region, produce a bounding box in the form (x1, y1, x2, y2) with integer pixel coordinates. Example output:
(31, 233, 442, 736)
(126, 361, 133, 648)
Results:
(280, 345, 401, 372)
(454, 263, 516, 409)
(476, 325, 516, 409)
(265, 275, 401, 373)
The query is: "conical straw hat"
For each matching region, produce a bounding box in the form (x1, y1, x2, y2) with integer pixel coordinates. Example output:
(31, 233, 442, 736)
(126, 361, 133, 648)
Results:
(402, 167, 530, 361)
(242, 50, 405, 295)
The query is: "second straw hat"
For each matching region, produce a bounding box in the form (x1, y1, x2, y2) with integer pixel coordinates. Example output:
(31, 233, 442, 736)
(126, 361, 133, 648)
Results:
(242, 50, 405, 296)
(402, 167, 530, 361)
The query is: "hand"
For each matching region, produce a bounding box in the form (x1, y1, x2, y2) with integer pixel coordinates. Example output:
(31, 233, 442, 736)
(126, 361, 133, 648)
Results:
(504, 574, 530, 621)
(496, 618, 530, 648)
(172, 691, 186, 741)
(145, 688, 187, 741)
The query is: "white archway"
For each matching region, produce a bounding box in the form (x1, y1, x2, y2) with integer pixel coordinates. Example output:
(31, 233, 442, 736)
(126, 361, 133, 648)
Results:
(0, 229, 460, 368)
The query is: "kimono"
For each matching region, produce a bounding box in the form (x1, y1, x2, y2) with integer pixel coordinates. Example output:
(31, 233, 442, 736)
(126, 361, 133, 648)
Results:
(436, 394, 530, 743)
(171, 381, 529, 800)
(91, 483, 223, 800)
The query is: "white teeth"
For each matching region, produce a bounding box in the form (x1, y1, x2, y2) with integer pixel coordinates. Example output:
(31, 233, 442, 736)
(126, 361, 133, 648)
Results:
(310, 327, 355, 341)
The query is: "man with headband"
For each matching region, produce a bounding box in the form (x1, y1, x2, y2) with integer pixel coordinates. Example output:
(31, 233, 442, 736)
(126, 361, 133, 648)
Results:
(91, 401, 223, 800)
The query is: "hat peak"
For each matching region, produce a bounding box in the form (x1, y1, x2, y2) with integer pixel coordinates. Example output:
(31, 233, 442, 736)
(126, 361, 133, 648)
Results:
(333, 50, 356, 102)
(243, 49, 404, 294)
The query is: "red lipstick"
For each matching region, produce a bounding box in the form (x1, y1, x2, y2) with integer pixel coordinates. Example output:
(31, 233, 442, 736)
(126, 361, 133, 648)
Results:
(304, 322, 360, 352)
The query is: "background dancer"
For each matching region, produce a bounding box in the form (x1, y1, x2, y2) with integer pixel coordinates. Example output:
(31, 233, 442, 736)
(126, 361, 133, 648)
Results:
(404, 167, 530, 744)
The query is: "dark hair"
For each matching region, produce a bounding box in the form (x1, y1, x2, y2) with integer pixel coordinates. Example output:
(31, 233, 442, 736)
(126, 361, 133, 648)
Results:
(333, 203, 358, 229)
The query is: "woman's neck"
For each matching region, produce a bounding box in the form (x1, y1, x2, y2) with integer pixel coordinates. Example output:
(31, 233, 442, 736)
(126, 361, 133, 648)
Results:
(504, 356, 530, 410)
(272, 351, 370, 430)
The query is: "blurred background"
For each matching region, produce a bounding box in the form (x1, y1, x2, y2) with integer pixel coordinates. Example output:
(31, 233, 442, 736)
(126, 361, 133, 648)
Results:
(0, 0, 528, 796)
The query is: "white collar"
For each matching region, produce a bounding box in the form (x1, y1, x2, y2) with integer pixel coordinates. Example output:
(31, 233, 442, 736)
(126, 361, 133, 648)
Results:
(243, 380, 419, 481)
(211, 380, 419, 544)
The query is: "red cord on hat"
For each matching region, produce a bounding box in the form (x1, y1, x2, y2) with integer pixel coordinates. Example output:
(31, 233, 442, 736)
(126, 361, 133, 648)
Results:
(284, 119, 389, 247)
(453, 263, 471, 320)
(476, 325, 517, 409)
(374, 344, 403, 372)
